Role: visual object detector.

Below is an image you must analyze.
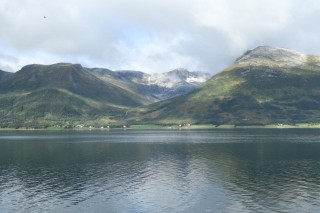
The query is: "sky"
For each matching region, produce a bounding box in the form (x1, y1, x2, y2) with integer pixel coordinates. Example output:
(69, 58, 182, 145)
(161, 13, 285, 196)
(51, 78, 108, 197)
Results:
(1, 0, 320, 73)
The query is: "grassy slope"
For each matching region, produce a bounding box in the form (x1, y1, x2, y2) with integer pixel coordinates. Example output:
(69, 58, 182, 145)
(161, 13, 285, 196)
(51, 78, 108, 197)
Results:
(0, 64, 150, 106)
(131, 56, 320, 125)
(0, 64, 152, 128)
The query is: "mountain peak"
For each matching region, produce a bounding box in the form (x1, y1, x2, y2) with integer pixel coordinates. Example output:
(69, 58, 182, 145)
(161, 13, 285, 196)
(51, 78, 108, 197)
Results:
(51, 63, 83, 68)
(235, 46, 307, 65)
(168, 68, 190, 75)
(19, 63, 83, 73)
(137, 46, 320, 125)
(172, 68, 189, 71)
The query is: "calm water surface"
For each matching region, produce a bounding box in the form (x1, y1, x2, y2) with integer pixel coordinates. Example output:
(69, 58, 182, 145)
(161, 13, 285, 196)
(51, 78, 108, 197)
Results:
(1, 129, 320, 213)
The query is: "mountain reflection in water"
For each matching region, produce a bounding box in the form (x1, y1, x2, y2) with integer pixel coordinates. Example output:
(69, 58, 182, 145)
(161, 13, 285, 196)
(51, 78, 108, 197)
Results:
(0, 129, 320, 213)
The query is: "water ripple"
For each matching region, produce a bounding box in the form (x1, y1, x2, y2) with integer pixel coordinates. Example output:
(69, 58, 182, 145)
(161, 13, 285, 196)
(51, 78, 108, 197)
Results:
(1, 130, 320, 212)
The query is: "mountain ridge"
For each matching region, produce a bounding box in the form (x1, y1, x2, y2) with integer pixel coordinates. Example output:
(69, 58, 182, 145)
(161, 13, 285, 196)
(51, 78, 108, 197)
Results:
(0, 63, 209, 128)
(2, 45, 320, 128)
(90, 67, 210, 101)
(131, 46, 320, 125)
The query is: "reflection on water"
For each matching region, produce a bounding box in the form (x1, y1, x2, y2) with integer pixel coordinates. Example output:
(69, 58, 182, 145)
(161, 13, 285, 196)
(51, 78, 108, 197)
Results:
(1, 129, 320, 212)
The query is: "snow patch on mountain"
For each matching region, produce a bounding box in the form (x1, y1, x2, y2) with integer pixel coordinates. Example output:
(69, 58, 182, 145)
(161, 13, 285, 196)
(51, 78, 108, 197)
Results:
(113, 68, 210, 88)
(142, 68, 210, 88)
(110, 68, 211, 101)
(235, 46, 315, 68)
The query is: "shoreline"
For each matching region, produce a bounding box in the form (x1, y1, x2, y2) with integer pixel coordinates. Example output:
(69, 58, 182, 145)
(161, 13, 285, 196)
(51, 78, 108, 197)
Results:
(2, 123, 320, 131)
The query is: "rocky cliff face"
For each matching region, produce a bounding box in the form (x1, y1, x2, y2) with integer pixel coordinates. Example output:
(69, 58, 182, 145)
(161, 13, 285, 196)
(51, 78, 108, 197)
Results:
(147, 68, 210, 88)
(235, 46, 320, 68)
(93, 68, 211, 101)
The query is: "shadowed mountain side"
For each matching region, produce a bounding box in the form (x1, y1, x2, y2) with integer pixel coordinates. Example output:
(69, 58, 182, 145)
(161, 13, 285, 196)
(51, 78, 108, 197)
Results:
(0, 63, 151, 128)
(0, 88, 127, 126)
(0, 63, 149, 106)
(0, 70, 13, 82)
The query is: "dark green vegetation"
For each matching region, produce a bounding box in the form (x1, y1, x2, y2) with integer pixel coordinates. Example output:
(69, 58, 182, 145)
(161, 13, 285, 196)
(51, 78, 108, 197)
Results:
(3, 46, 320, 129)
(0, 63, 208, 129)
(132, 46, 320, 126)
(0, 63, 151, 128)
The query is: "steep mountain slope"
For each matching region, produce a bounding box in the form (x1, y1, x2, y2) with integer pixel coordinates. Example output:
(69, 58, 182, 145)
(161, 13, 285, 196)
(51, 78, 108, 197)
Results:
(0, 63, 150, 106)
(0, 63, 151, 128)
(0, 70, 12, 82)
(133, 46, 320, 125)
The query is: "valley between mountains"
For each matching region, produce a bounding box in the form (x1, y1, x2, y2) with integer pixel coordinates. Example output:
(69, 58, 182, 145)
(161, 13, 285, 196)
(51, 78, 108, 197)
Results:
(2, 46, 320, 129)
(0, 63, 209, 128)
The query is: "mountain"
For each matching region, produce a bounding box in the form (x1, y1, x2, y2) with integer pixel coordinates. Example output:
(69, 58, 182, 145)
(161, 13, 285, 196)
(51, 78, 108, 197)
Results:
(132, 46, 320, 125)
(0, 70, 12, 81)
(0, 63, 208, 128)
(0, 63, 150, 105)
(0, 63, 152, 128)
(91, 68, 210, 101)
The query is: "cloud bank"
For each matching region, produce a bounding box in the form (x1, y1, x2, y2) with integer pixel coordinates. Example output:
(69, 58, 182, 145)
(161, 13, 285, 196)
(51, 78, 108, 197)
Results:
(1, 0, 320, 73)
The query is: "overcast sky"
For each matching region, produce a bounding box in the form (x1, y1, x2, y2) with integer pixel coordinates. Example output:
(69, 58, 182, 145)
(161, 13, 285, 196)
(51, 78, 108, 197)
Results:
(1, 0, 320, 73)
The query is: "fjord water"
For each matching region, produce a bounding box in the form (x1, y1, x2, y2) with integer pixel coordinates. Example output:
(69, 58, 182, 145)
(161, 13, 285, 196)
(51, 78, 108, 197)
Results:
(1, 129, 320, 213)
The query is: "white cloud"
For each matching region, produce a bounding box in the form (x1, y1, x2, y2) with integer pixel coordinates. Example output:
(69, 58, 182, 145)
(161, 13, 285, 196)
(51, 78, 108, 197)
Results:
(193, 0, 292, 52)
(114, 33, 202, 72)
(0, 0, 320, 73)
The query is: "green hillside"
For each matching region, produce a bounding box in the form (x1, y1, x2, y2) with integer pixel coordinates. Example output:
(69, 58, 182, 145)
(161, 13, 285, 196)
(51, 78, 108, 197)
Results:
(131, 46, 320, 125)
(0, 63, 151, 128)
(3, 46, 320, 128)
